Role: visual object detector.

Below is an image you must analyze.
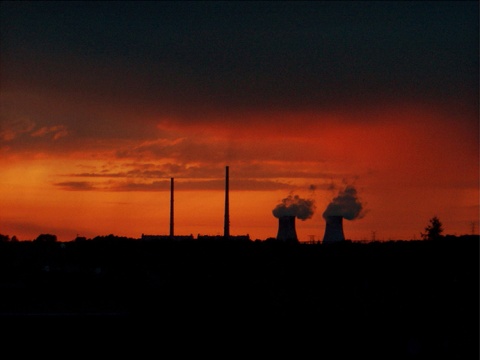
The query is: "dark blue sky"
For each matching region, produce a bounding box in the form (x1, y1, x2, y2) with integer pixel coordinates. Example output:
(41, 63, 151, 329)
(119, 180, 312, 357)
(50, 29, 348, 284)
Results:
(1, 1, 478, 116)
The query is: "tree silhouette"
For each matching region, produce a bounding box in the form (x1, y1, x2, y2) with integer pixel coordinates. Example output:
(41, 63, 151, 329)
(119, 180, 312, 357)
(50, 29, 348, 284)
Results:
(421, 216, 444, 240)
(34, 233, 58, 243)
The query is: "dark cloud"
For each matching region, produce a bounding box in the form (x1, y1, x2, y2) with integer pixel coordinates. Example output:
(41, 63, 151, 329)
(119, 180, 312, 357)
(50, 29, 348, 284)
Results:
(110, 181, 169, 192)
(69, 172, 126, 178)
(54, 156, 347, 195)
(112, 135, 334, 165)
(63, 161, 338, 185)
(1, 1, 477, 121)
(54, 174, 293, 192)
(54, 181, 97, 191)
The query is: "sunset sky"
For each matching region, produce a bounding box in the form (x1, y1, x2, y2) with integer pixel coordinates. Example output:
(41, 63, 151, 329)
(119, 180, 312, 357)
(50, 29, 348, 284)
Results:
(1, 1, 478, 242)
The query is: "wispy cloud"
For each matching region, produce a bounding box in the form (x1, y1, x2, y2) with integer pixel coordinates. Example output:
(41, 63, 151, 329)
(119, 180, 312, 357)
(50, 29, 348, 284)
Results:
(62, 161, 338, 183)
(53, 177, 295, 192)
(31, 125, 68, 140)
(110, 179, 295, 192)
(54, 181, 96, 191)
(0, 118, 36, 141)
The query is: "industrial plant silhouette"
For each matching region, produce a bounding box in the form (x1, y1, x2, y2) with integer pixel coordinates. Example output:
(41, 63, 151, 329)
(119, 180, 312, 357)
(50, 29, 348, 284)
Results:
(141, 165, 356, 244)
(0, 166, 478, 358)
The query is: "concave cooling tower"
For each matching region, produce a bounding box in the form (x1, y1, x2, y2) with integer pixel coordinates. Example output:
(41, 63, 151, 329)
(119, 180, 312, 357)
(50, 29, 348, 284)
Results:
(322, 215, 345, 244)
(276, 216, 298, 244)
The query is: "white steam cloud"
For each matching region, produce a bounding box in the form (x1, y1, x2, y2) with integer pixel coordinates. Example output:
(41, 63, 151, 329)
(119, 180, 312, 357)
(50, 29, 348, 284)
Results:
(272, 194, 316, 220)
(323, 185, 365, 220)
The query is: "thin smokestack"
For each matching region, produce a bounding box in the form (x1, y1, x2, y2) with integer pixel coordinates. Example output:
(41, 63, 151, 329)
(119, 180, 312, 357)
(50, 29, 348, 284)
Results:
(224, 166, 229, 239)
(170, 177, 174, 237)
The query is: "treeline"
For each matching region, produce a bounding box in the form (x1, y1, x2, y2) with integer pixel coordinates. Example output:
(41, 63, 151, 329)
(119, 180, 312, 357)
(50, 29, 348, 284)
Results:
(0, 233, 140, 243)
(1, 232, 477, 243)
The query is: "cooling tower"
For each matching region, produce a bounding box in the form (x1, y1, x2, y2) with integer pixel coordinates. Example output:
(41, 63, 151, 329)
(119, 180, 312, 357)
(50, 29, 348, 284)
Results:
(276, 216, 298, 244)
(322, 215, 345, 244)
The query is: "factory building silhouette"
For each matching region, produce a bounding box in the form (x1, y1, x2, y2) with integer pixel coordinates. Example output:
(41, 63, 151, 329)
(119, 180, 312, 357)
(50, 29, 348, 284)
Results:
(140, 167, 363, 244)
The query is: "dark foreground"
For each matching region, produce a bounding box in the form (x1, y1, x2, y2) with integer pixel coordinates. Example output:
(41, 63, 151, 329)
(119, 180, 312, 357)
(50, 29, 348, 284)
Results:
(0, 237, 478, 358)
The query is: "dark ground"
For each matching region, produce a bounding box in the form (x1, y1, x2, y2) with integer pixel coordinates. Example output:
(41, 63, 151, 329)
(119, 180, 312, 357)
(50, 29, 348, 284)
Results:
(0, 237, 478, 358)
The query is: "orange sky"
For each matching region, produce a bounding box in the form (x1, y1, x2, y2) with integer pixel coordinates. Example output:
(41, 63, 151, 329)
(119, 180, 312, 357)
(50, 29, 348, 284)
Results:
(1, 2, 478, 241)
(1, 102, 478, 241)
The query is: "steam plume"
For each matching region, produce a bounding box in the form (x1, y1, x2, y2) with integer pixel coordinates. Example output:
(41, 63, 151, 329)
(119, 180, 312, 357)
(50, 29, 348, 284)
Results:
(272, 194, 315, 220)
(323, 185, 365, 220)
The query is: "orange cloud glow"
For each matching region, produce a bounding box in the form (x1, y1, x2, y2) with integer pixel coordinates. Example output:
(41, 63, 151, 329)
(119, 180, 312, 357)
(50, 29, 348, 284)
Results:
(1, 101, 477, 242)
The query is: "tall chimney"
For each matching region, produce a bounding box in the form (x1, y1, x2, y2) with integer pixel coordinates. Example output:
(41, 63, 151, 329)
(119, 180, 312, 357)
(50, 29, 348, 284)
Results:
(276, 216, 298, 244)
(170, 177, 174, 237)
(322, 215, 345, 244)
(224, 166, 230, 239)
